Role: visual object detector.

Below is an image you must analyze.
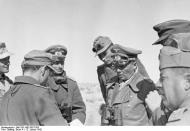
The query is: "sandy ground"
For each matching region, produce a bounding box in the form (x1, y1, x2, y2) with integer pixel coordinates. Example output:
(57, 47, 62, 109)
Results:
(79, 83, 104, 126)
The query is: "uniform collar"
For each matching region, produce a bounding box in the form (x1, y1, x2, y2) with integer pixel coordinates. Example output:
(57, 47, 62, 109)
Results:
(0, 73, 6, 80)
(47, 76, 68, 91)
(14, 76, 40, 85)
(0, 74, 6, 84)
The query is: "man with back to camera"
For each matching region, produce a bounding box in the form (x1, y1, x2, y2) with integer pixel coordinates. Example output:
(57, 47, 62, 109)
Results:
(0, 50, 68, 126)
(45, 45, 86, 126)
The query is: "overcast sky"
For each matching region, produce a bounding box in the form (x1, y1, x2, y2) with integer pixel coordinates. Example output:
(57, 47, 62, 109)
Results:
(1, 0, 190, 83)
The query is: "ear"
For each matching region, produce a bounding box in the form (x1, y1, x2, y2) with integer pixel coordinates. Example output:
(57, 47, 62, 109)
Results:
(183, 73, 190, 91)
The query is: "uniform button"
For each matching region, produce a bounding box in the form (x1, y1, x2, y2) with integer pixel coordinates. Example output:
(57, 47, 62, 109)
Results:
(127, 105, 131, 107)
(130, 95, 133, 98)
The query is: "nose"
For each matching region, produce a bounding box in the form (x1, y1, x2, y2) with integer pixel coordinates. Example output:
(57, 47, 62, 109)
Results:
(156, 79, 165, 95)
(156, 79, 162, 88)
(59, 64, 64, 69)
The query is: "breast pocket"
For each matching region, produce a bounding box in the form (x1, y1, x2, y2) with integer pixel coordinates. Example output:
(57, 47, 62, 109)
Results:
(121, 90, 148, 125)
(112, 86, 131, 105)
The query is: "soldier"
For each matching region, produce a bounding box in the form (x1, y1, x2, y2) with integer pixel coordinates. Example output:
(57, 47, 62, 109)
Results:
(102, 45, 157, 125)
(146, 19, 190, 125)
(0, 50, 68, 126)
(0, 42, 13, 103)
(153, 19, 190, 48)
(45, 45, 86, 125)
(92, 36, 153, 125)
(146, 45, 190, 125)
(92, 36, 118, 103)
(92, 36, 150, 102)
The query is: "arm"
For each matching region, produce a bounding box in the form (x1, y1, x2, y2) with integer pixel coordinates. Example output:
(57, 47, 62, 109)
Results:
(98, 74, 107, 102)
(71, 81, 86, 124)
(36, 89, 68, 126)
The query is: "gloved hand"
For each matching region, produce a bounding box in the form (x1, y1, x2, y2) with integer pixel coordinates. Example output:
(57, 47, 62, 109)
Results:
(137, 79, 157, 101)
(69, 119, 84, 126)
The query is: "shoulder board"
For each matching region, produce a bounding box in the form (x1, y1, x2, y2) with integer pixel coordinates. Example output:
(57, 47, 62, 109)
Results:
(32, 84, 50, 89)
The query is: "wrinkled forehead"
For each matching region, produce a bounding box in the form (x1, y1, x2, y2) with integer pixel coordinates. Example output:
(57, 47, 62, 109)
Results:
(160, 68, 179, 79)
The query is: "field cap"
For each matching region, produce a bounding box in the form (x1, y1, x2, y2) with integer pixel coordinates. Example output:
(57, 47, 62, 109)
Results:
(0, 42, 12, 59)
(92, 36, 113, 55)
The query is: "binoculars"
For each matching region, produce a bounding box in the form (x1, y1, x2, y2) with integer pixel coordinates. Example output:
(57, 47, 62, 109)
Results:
(101, 105, 123, 126)
(60, 104, 72, 123)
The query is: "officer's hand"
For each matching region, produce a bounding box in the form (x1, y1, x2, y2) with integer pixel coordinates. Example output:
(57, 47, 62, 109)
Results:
(69, 119, 84, 126)
(145, 90, 162, 112)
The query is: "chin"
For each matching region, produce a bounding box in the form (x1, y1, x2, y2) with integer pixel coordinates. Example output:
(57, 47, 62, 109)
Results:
(167, 101, 177, 111)
(55, 69, 63, 73)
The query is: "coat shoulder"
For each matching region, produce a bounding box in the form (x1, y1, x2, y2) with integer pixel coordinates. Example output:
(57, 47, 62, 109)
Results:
(66, 76, 77, 83)
(21, 83, 51, 95)
(167, 107, 190, 125)
(66, 76, 78, 88)
(97, 64, 105, 70)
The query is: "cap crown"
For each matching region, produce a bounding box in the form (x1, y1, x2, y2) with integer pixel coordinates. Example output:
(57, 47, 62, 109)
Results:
(22, 50, 53, 67)
(45, 45, 67, 56)
(92, 36, 113, 55)
(0, 42, 12, 59)
(45, 45, 67, 61)
(153, 19, 190, 45)
(111, 44, 142, 57)
(159, 46, 190, 70)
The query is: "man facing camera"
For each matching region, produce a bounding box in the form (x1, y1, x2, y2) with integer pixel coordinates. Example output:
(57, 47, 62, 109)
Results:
(45, 45, 86, 125)
(92, 36, 154, 125)
(98, 45, 155, 125)
(92, 36, 150, 103)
